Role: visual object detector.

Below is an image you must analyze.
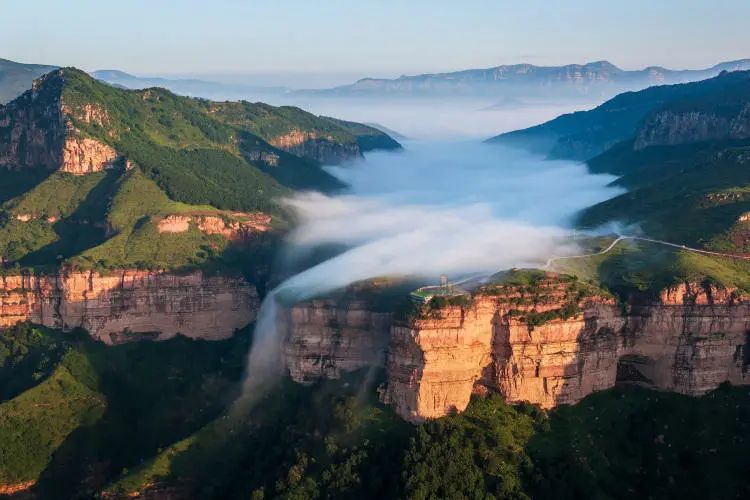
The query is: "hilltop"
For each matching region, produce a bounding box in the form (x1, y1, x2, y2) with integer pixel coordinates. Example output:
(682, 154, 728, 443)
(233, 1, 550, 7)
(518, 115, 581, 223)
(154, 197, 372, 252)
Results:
(0, 67, 400, 272)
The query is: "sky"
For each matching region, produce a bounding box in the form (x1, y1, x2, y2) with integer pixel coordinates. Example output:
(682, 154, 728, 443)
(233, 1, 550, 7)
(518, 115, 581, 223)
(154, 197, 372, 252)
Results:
(3, 0, 749, 87)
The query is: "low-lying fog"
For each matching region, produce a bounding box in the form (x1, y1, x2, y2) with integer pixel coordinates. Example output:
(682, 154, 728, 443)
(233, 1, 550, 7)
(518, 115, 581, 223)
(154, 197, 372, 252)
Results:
(243, 130, 623, 394)
(279, 96, 595, 139)
(283, 140, 622, 292)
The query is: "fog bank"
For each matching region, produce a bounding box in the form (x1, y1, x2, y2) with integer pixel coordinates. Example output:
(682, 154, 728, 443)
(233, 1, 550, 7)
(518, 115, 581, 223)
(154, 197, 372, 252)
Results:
(242, 140, 623, 396)
(278, 97, 593, 139)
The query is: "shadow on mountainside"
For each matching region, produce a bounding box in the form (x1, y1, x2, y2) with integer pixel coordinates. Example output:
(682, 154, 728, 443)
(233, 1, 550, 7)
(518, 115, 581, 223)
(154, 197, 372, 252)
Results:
(32, 329, 250, 499)
(16, 169, 122, 269)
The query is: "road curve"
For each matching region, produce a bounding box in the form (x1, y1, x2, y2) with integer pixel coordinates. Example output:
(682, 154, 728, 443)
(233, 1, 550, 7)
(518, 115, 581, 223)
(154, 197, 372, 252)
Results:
(544, 235, 750, 270)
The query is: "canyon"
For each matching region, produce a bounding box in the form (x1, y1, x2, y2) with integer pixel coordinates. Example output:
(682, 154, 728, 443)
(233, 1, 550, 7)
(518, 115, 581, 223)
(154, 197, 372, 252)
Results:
(280, 275, 750, 422)
(0, 269, 258, 344)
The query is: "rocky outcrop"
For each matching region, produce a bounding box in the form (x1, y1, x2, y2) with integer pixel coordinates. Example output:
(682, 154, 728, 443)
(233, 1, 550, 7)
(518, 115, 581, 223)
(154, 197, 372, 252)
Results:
(269, 129, 361, 165)
(0, 70, 121, 174)
(634, 104, 750, 150)
(0, 71, 67, 169)
(157, 212, 272, 241)
(0, 269, 258, 344)
(245, 150, 280, 167)
(0, 480, 35, 496)
(384, 279, 750, 421)
(280, 299, 391, 382)
(281, 276, 750, 422)
(60, 136, 118, 174)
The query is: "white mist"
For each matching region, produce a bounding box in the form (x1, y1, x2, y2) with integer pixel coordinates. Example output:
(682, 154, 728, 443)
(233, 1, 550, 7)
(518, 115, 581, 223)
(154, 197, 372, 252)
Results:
(240, 139, 623, 398)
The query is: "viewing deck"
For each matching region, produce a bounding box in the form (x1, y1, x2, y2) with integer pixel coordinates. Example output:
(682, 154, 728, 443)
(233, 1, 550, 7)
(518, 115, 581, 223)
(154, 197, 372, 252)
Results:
(409, 277, 470, 304)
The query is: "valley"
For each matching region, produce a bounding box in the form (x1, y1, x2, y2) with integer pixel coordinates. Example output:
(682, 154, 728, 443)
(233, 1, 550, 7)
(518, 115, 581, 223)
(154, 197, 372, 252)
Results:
(1, 56, 750, 499)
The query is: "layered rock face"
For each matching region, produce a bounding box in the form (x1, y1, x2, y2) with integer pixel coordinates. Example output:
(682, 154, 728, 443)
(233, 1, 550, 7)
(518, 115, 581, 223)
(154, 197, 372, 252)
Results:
(60, 136, 118, 174)
(0, 71, 67, 169)
(157, 212, 272, 241)
(270, 129, 361, 164)
(282, 276, 750, 422)
(0, 70, 120, 174)
(280, 299, 391, 382)
(0, 269, 258, 344)
(634, 104, 750, 150)
(386, 280, 750, 421)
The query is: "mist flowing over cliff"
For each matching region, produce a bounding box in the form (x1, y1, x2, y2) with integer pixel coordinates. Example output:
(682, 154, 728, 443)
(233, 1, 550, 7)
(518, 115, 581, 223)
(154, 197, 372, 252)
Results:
(242, 140, 622, 395)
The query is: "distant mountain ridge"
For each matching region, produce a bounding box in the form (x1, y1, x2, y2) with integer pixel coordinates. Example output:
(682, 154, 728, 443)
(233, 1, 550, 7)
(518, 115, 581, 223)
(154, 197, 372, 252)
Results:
(302, 59, 750, 99)
(487, 69, 750, 160)
(0, 58, 57, 104)
(90, 69, 289, 101)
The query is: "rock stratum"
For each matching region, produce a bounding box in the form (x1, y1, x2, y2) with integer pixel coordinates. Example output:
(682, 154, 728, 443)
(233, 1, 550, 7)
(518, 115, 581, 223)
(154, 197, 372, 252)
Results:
(280, 275, 750, 422)
(0, 269, 258, 344)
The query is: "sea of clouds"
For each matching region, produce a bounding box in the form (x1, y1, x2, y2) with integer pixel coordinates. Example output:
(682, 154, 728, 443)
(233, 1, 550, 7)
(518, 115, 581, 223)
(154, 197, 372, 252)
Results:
(242, 134, 623, 395)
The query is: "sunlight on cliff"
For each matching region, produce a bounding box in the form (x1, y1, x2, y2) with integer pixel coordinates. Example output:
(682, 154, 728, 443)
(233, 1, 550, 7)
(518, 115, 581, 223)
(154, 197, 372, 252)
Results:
(240, 140, 623, 401)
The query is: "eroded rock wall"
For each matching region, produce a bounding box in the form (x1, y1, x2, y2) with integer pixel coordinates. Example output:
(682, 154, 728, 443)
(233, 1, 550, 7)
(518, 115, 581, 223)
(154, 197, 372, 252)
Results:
(280, 299, 391, 382)
(0, 269, 258, 343)
(270, 129, 361, 165)
(281, 278, 750, 422)
(384, 281, 750, 421)
(634, 104, 750, 150)
(0, 70, 119, 174)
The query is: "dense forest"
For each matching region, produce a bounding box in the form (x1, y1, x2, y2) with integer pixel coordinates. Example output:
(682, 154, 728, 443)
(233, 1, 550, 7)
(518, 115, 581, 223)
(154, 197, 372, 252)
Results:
(2, 323, 748, 499)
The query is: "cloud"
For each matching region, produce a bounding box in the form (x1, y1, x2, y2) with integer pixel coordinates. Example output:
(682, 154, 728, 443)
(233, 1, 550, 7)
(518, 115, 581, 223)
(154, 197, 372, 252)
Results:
(241, 138, 623, 396)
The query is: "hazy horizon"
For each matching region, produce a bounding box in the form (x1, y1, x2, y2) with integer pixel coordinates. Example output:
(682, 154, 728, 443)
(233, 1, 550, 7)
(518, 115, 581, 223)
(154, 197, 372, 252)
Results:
(4, 0, 750, 88)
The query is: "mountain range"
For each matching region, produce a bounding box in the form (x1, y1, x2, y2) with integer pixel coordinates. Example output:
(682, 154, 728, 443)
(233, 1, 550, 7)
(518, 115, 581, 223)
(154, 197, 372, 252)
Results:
(3, 57, 750, 106)
(301, 59, 750, 99)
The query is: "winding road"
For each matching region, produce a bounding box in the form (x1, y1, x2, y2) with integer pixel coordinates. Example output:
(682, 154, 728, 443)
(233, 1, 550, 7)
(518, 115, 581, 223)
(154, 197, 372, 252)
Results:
(543, 235, 750, 270)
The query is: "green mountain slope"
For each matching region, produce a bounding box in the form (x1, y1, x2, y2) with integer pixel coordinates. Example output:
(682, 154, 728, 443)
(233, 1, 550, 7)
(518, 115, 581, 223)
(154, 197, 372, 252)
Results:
(488, 70, 750, 161)
(575, 73, 750, 252)
(0, 323, 251, 497)
(0, 68, 400, 271)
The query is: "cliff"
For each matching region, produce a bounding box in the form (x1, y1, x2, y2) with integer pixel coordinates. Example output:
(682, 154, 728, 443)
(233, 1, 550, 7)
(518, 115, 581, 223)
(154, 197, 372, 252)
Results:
(269, 129, 362, 165)
(281, 275, 750, 422)
(634, 104, 750, 150)
(281, 298, 391, 382)
(0, 70, 120, 174)
(0, 269, 258, 344)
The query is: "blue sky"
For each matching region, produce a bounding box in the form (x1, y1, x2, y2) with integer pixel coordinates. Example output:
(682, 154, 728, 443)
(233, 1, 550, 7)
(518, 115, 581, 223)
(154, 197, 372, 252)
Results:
(3, 0, 749, 85)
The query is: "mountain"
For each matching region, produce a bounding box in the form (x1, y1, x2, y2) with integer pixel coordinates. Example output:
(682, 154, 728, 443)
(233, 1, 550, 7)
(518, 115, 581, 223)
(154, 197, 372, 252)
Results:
(90, 69, 288, 101)
(0, 67, 400, 271)
(301, 59, 750, 99)
(0, 58, 57, 104)
(491, 67, 750, 253)
(488, 69, 750, 160)
(0, 59, 290, 104)
(576, 72, 750, 250)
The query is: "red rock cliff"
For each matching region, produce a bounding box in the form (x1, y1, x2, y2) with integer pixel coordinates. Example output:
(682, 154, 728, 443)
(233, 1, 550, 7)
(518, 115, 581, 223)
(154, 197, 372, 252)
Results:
(385, 278, 750, 421)
(0, 269, 258, 343)
(280, 276, 750, 422)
